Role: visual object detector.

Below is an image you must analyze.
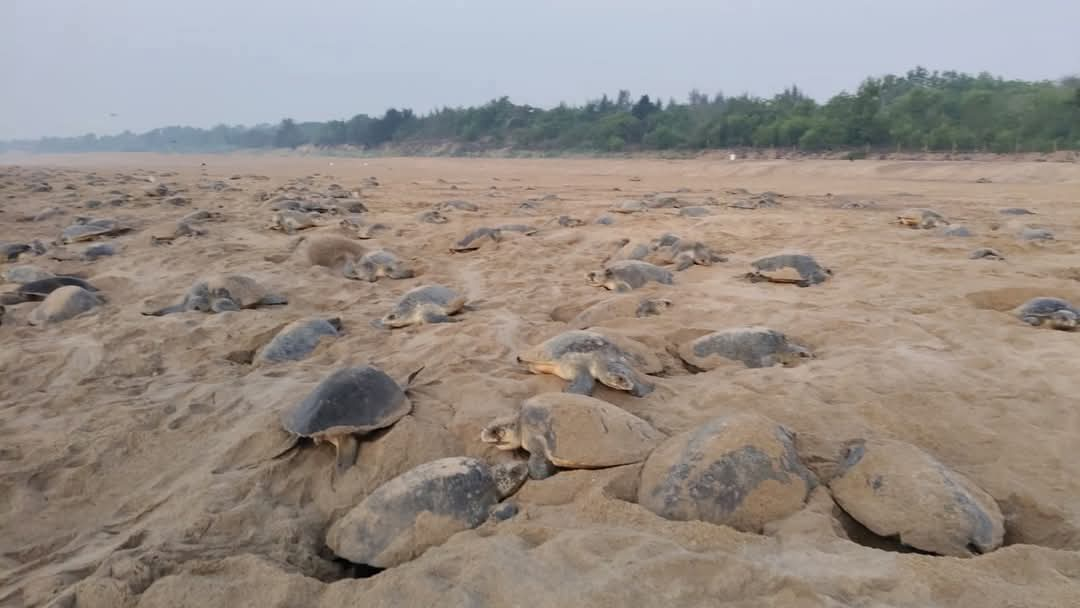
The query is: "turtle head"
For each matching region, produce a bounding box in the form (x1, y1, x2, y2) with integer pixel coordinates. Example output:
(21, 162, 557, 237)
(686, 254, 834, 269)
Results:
(778, 342, 814, 366)
(490, 460, 529, 498)
(386, 262, 415, 280)
(1049, 309, 1078, 331)
(480, 415, 522, 450)
(595, 359, 653, 397)
(585, 270, 606, 286)
(379, 310, 411, 329)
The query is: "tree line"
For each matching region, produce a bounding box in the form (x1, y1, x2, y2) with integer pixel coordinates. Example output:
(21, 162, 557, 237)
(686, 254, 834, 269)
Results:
(5, 67, 1079, 155)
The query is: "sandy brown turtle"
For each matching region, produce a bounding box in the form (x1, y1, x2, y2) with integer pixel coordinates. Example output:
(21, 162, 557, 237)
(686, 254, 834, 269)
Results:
(267, 210, 318, 234)
(586, 260, 674, 292)
(610, 200, 648, 214)
(495, 223, 538, 235)
(450, 227, 502, 252)
(746, 253, 832, 287)
(344, 250, 415, 282)
(677, 327, 813, 370)
(678, 206, 711, 217)
(60, 218, 132, 243)
(149, 220, 207, 245)
(969, 248, 1005, 261)
(896, 208, 948, 229)
(256, 317, 343, 363)
(942, 226, 973, 237)
(436, 200, 479, 212)
(326, 456, 527, 568)
(648, 234, 727, 270)
(1019, 227, 1054, 241)
(417, 210, 449, 224)
(339, 216, 389, 239)
(562, 295, 673, 330)
(517, 329, 660, 397)
(2, 265, 55, 285)
(828, 438, 1004, 557)
(999, 207, 1035, 215)
(480, 393, 664, 479)
(143, 274, 287, 316)
(0, 276, 99, 305)
(1011, 297, 1078, 331)
(28, 285, 103, 325)
(279, 365, 422, 478)
(374, 285, 467, 329)
(555, 215, 585, 227)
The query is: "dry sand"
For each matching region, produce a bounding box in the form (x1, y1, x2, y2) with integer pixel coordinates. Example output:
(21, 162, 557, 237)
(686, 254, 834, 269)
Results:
(1, 153, 1078, 607)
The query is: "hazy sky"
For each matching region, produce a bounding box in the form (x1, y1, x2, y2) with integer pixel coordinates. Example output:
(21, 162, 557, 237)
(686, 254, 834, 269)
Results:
(3, 0, 1078, 140)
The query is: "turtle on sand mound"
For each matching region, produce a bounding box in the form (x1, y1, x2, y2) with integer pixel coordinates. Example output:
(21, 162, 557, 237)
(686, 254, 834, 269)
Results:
(648, 234, 727, 270)
(2, 240, 47, 261)
(999, 207, 1035, 215)
(0, 276, 98, 305)
(418, 210, 449, 224)
(280, 365, 422, 479)
(344, 250, 414, 282)
(2, 265, 55, 285)
(28, 285, 103, 325)
(586, 260, 674, 292)
(480, 393, 664, 480)
(256, 317, 343, 363)
(267, 210, 318, 234)
(678, 327, 813, 370)
(326, 456, 527, 568)
(60, 218, 132, 243)
(637, 413, 817, 533)
(143, 274, 287, 316)
(450, 227, 502, 252)
(436, 199, 479, 212)
(339, 216, 389, 239)
(373, 285, 466, 329)
(565, 295, 672, 330)
(554, 215, 585, 227)
(828, 438, 1004, 557)
(517, 329, 660, 397)
(1019, 227, 1054, 241)
(745, 253, 832, 287)
(896, 208, 948, 229)
(1011, 297, 1078, 331)
(969, 247, 1005, 261)
(495, 223, 537, 235)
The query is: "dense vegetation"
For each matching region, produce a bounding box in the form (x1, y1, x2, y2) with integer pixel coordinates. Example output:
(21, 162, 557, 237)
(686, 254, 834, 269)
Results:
(5, 67, 1079, 155)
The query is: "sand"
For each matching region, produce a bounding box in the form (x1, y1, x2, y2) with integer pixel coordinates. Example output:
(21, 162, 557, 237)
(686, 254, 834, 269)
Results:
(0, 153, 1078, 607)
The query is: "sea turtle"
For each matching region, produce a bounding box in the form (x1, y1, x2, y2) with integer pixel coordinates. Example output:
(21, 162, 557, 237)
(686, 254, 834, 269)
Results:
(1, 241, 46, 261)
(1019, 227, 1054, 241)
(343, 250, 415, 282)
(999, 207, 1035, 215)
(437, 200, 479, 212)
(1011, 297, 1078, 331)
(280, 365, 421, 477)
(495, 224, 537, 235)
(516, 329, 659, 397)
(746, 253, 832, 287)
(637, 413, 817, 533)
(28, 285, 103, 325)
(2, 266, 55, 285)
(896, 208, 948, 229)
(942, 226, 973, 237)
(256, 317, 343, 363)
(143, 274, 287, 316)
(479, 393, 664, 480)
(0, 276, 99, 305)
(373, 285, 466, 329)
(555, 215, 585, 227)
(418, 210, 449, 224)
(180, 209, 222, 224)
(325, 456, 527, 568)
(610, 200, 649, 214)
(594, 215, 615, 225)
(827, 438, 1004, 557)
(648, 234, 727, 270)
(339, 216, 389, 239)
(562, 295, 673, 330)
(149, 220, 207, 245)
(60, 218, 132, 243)
(677, 327, 813, 370)
(969, 248, 1005, 261)
(586, 260, 674, 292)
(267, 210, 318, 234)
(450, 227, 502, 253)
(678, 206, 710, 217)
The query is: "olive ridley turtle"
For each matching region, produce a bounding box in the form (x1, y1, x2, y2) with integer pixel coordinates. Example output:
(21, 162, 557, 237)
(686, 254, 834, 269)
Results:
(143, 274, 287, 316)
(517, 329, 660, 397)
(746, 253, 832, 287)
(586, 260, 674, 292)
(678, 327, 813, 370)
(1011, 297, 1078, 331)
(374, 285, 466, 329)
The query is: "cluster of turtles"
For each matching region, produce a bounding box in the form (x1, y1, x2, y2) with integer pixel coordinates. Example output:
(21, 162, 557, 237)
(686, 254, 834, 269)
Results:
(1, 168, 1074, 577)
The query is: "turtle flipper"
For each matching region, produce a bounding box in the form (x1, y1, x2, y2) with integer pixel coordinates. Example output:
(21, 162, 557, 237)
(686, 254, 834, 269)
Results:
(527, 451, 557, 480)
(333, 434, 360, 479)
(1021, 315, 1043, 327)
(565, 369, 596, 395)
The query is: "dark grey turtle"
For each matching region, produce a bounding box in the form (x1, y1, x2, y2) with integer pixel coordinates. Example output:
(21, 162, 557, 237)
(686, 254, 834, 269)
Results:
(678, 206, 710, 217)
(256, 317, 343, 363)
(418, 210, 449, 224)
(343, 250, 414, 282)
(28, 285, 103, 325)
(480, 393, 664, 480)
(495, 223, 537, 235)
(999, 207, 1035, 215)
(969, 248, 1005, 261)
(450, 227, 502, 252)
(60, 218, 132, 243)
(678, 327, 813, 370)
(555, 215, 585, 227)
(942, 226, 973, 237)
(648, 234, 727, 270)
(586, 260, 674, 292)
(2, 265, 55, 284)
(437, 199, 479, 212)
(637, 413, 817, 533)
(746, 253, 832, 287)
(517, 329, 661, 397)
(1011, 297, 1078, 331)
(339, 216, 389, 239)
(0, 276, 98, 305)
(896, 208, 948, 229)
(143, 274, 287, 316)
(828, 438, 1004, 557)
(594, 215, 615, 225)
(1019, 227, 1054, 241)
(267, 210, 318, 234)
(80, 243, 120, 261)
(280, 365, 421, 477)
(374, 284, 466, 329)
(1, 242, 36, 261)
(325, 456, 527, 568)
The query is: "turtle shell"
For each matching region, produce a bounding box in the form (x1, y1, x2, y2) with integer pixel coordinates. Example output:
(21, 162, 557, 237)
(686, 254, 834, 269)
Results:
(61, 219, 124, 243)
(1014, 297, 1076, 318)
(281, 366, 411, 438)
(203, 274, 274, 307)
(520, 393, 662, 468)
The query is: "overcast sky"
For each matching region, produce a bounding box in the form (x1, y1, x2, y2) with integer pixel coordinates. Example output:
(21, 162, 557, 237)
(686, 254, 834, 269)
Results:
(3, 0, 1078, 140)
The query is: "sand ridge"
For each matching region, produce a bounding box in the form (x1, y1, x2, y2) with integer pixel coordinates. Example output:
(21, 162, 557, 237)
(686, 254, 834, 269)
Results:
(0, 154, 1078, 607)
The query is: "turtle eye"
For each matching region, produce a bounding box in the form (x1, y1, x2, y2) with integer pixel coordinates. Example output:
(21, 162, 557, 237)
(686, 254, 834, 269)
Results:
(386, 314, 397, 320)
